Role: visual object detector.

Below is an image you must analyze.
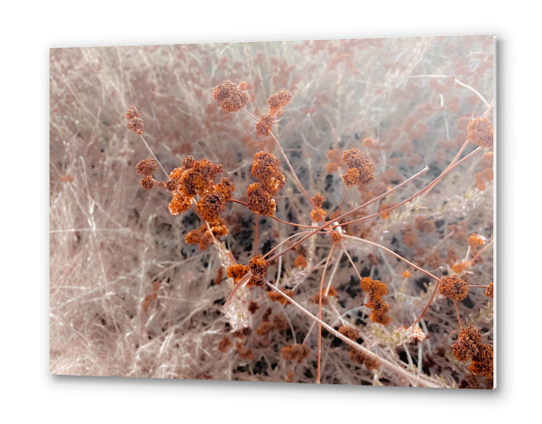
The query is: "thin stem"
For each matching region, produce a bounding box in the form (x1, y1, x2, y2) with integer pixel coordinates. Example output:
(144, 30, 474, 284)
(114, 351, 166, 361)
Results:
(454, 301, 462, 329)
(271, 215, 316, 229)
(262, 278, 438, 388)
(470, 239, 494, 264)
(139, 134, 169, 178)
(262, 231, 313, 259)
(318, 244, 335, 384)
(342, 234, 442, 284)
(253, 215, 259, 255)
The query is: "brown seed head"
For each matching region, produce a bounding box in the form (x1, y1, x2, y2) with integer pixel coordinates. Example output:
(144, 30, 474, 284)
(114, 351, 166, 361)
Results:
(451, 324, 482, 361)
(467, 117, 493, 148)
(136, 158, 157, 176)
(140, 176, 155, 190)
(255, 114, 274, 137)
(439, 275, 469, 301)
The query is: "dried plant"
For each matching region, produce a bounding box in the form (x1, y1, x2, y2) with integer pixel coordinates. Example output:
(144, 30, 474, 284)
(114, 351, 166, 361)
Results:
(50, 36, 494, 389)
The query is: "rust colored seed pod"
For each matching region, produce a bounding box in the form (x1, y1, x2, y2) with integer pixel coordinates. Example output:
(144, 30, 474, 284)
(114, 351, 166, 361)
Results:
(255, 114, 274, 137)
(451, 324, 482, 361)
(467, 117, 493, 148)
(439, 275, 468, 302)
(136, 158, 157, 176)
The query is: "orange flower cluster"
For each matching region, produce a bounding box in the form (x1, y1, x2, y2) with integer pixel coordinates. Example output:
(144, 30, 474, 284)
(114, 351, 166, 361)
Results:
(255, 114, 274, 137)
(468, 233, 486, 249)
(311, 286, 337, 305)
(451, 324, 493, 379)
(281, 344, 310, 364)
(349, 349, 381, 370)
(469, 344, 493, 379)
(342, 147, 376, 187)
(415, 216, 436, 233)
(225, 255, 269, 287)
(185, 218, 229, 251)
(452, 260, 471, 275)
(467, 117, 493, 148)
(439, 275, 468, 302)
(294, 255, 308, 269)
(236, 341, 255, 360)
(125, 105, 144, 134)
(326, 148, 342, 174)
(310, 193, 326, 222)
(212, 80, 248, 113)
(256, 309, 289, 336)
(165, 157, 232, 237)
(227, 263, 249, 283)
(247, 254, 269, 287)
(247, 151, 285, 216)
(485, 282, 494, 298)
(452, 324, 482, 361)
(338, 325, 379, 367)
(268, 88, 293, 117)
(360, 277, 390, 325)
(268, 289, 295, 305)
(339, 325, 360, 341)
(475, 151, 494, 191)
(403, 225, 418, 247)
(218, 335, 232, 353)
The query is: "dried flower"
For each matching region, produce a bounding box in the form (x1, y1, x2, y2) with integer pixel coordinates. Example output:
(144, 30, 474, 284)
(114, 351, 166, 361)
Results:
(268, 89, 292, 116)
(247, 183, 276, 216)
(273, 314, 289, 331)
(468, 233, 486, 249)
(439, 275, 468, 302)
(213, 80, 248, 113)
(452, 260, 471, 274)
(226, 264, 249, 283)
(467, 117, 493, 148)
(248, 301, 259, 314)
(268, 289, 295, 305)
(411, 326, 426, 342)
(485, 282, 494, 298)
(140, 176, 155, 190)
(168, 192, 192, 216)
(256, 321, 275, 336)
(136, 158, 157, 176)
(281, 344, 310, 363)
(339, 326, 360, 341)
(415, 216, 436, 233)
(469, 344, 493, 378)
(256, 114, 274, 137)
(218, 335, 232, 353)
(125, 105, 140, 120)
(185, 229, 202, 245)
(452, 324, 482, 361)
(310, 208, 327, 223)
(127, 118, 144, 135)
(197, 190, 226, 222)
(294, 255, 308, 269)
(216, 177, 235, 201)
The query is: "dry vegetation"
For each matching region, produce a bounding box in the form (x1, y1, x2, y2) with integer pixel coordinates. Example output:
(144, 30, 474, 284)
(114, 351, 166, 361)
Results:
(50, 35, 494, 388)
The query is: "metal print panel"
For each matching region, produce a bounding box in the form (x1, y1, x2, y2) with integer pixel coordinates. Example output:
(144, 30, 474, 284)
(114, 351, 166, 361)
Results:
(50, 35, 495, 388)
